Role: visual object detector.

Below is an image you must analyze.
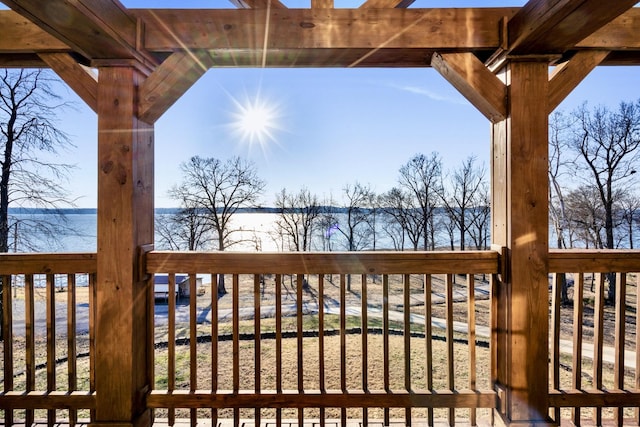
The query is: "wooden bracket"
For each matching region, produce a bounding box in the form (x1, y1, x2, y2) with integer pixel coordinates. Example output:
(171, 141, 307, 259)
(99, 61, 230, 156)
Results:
(137, 243, 154, 283)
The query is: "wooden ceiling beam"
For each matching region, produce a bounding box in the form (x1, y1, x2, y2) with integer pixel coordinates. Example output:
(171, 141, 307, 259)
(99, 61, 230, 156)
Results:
(0, 10, 69, 52)
(547, 50, 610, 114)
(2, 7, 640, 68)
(228, 0, 287, 8)
(431, 52, 506, 123)
(138, 51, 212, 124)
(508, 0, 637, 54)
(0, 0, 157, 70)
(135, 8, 514, 51)
(38, 52, 99, 113)
(359, 0, 416, 8)
(311, 0, 334, 8)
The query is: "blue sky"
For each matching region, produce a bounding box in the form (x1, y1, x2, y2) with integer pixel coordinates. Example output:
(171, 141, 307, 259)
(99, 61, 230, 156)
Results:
(60, 65, 640, 208)
(12, 1, 637, 207)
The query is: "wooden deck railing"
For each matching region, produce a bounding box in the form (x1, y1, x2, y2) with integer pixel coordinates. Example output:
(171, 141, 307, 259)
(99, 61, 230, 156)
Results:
(0, 253, 97, 426)
(548, 249, 640, 426)
(144, 251, 500, 426)
(2, 249, 640, 426)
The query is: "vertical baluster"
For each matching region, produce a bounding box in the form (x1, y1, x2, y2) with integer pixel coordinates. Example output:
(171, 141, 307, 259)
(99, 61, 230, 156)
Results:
(46, 273, 56, 425)
(2, 275, 13, 426)
(297, 273, 305, 427)
(383, 274, 390, 427)
(25, 274, 35, 427)
(211, 273, 218, 425)
(424, 274, 434, 426)
(446, 274, 455, 426)
(147, 271, 155, 424)
(254, 274, 262, 426)
(168, 273, 176, 427)
(275, 274, 282, 427)
(614, 272, 626, 426)
(89, 273, 96, 422)
(189, 273, 197, 426)
(361, 274, 368, 426)
(467, 274, 477, 426)
(572, 273, 584, 427)
(233, 274, 240, 426)
(167, 273, 176, 426)
(636, 271, 640, 426)
(489, 273, 498, 427)
(404, 274, 411, 426)
(340, 274, 346, 427)
(593, 273, 605, 426)
(551, 273, 562, 424)
(319, 274, 326, 427)
(67, 274, 77, 426)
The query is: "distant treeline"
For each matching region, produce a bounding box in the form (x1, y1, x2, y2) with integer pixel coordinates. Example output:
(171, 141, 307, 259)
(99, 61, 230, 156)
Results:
(8, 206, 361, 215)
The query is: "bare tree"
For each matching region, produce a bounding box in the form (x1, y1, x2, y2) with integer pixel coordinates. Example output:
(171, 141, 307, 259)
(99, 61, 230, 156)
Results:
(379, 187, 423, 250)
(438, 156, 486, 251)
(398, 153, 443, 250)
(566, 185, 606, 249)
(316, 196, 340, 252)
(336, 182, 375, 252)
(0, 69, 76, 339)
(549, 111, 574, 250)
(174, 155, 265, 295)
(336, 182, 375, 291)
(155, 187, 215, 251)
(617, 190, 640, 249)
(571, 101, 640, 301)
(468, 185, 491, 250)
(274, 187, 321, 251)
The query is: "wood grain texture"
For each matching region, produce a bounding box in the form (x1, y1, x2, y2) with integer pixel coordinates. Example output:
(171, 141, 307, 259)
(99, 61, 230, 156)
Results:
(146, 389, 497, 409)
(431, 52, 506, 123)
(549, 249, 640, 272)
(359, 0, 416, 7)
(146, 251, 499, 275)
(95, 66, 154, 423)
(0, 253, 96, 274)
(135, 8, 511, 51)
(507, 0, 637, 54)
(491, 60, 550, 425)
(39, 52, 99, 113)
(548, 50, 610, 113)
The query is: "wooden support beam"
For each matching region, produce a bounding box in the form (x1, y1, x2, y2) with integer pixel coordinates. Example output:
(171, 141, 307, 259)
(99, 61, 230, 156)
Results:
(508, 0, 637, 54)
(94, 66, 154, 427)
(547, 50, 610, 113)
(491, 60, 550, 426)
(228, 0, 287, 8)
(311, 0, 334, 8)
(138, 51, 212, 124)
(359, 0, 416, 7)
(1, 0, 157, 69)
(136, 8, 511, 51)
(0, 10, 68, 51)
(431, 52, 506, 123)
(38, 53, 98, 113)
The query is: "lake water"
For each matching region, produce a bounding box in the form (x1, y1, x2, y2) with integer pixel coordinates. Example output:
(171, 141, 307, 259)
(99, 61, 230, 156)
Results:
(12, 210, 466, 253)
(12, 212, 284, 252)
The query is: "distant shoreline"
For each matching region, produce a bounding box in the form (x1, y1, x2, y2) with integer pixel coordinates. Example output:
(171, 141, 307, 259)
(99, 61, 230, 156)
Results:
(8, 206, 357, 215)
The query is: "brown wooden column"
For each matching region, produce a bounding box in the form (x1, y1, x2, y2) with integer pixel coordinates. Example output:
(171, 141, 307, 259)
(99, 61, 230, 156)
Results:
(491, 60, 551, 426)
(93, 66, 154, 427)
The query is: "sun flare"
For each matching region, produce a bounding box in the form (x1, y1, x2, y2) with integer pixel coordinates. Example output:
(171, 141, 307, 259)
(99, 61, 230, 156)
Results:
(229, 92, 282, 152)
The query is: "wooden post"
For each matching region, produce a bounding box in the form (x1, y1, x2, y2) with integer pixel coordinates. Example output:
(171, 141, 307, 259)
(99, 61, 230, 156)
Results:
(93, 66, 154, 427)
(491, 60, 551, 426)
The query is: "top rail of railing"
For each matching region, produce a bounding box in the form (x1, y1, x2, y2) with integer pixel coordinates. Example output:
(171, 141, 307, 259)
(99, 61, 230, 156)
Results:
(0, 252, 97, 275)
(549, 249, 640, 272)
(145, 250, 500, 275)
